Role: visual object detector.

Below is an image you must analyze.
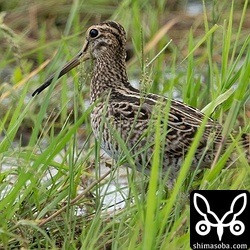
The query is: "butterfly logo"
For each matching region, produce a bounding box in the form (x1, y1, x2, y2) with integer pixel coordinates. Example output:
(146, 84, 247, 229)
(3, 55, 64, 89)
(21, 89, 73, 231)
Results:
(193, 193, 247, 241)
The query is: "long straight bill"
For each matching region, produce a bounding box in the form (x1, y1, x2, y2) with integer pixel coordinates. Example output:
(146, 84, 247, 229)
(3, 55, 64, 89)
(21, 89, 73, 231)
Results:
(32, 42, 89, 96)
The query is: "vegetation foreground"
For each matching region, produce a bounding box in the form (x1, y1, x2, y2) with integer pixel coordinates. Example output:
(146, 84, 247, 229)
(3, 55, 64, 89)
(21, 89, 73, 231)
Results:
(0, 0, 249, 249)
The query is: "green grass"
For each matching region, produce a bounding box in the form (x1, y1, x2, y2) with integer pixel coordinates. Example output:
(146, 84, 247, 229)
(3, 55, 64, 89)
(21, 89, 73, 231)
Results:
(0, 0, 250, 249)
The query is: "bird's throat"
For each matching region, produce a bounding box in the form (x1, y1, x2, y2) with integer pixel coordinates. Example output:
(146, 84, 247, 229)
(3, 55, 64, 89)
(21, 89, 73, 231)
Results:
(90, 53, 128, 102)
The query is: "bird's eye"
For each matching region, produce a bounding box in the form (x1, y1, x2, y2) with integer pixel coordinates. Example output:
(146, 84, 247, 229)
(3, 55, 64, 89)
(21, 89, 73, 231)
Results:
(89, 29, 99, 38)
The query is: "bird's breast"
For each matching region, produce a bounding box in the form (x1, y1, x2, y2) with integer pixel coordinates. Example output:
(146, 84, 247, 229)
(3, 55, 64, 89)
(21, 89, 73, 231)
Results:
(90, 104, 120, 159)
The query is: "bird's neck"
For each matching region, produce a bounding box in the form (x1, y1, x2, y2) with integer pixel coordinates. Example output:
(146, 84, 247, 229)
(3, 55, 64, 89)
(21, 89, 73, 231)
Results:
(90, 53, 128, 102)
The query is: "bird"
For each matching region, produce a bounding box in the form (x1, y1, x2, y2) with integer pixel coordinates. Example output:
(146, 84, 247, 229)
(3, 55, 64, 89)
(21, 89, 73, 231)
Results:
(32, 21, 249, 183)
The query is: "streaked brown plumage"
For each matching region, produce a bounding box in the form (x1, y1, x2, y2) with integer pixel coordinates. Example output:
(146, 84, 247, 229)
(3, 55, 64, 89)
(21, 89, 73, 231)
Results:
(33, 21, 249, 182)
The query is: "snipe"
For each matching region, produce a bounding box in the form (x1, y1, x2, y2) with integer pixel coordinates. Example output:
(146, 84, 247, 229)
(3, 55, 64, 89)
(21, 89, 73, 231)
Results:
(33, 21, 249, 182)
